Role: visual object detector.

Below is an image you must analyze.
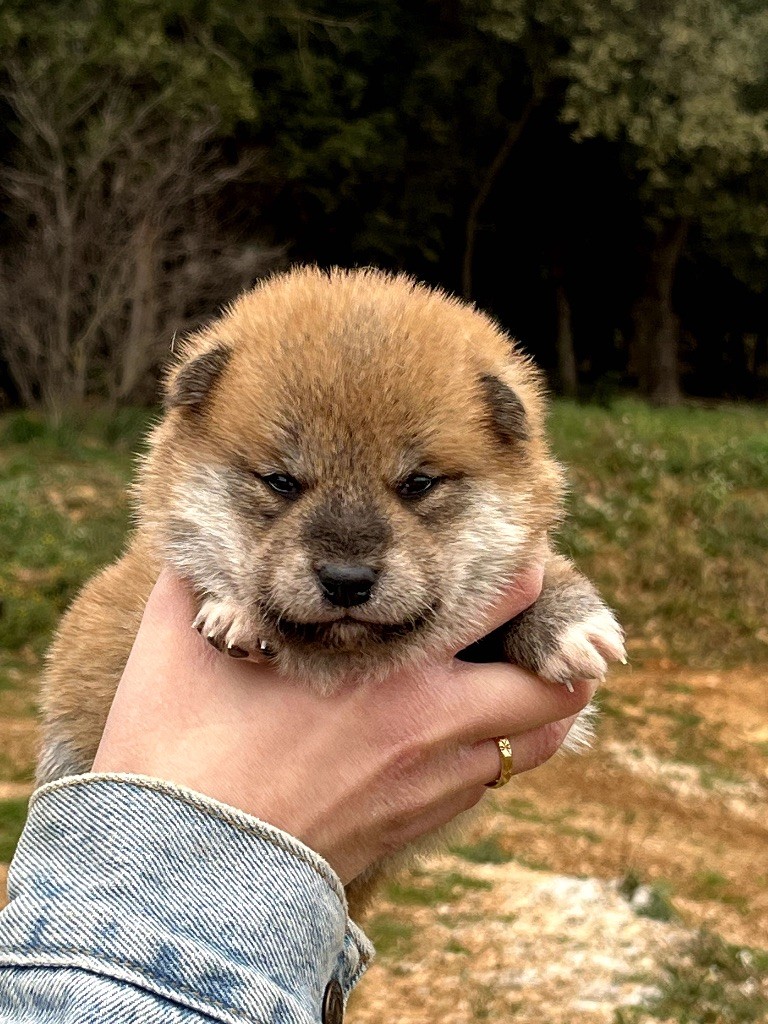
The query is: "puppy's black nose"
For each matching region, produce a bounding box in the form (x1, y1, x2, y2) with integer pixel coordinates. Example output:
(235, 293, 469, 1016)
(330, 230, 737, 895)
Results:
(317, 563, 378, 608)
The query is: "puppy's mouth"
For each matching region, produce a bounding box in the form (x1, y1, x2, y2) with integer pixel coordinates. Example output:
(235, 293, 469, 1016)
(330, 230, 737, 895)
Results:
(268, 605, 439, 649)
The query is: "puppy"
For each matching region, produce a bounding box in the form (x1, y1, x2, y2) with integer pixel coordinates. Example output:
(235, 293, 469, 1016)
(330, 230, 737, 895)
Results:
(37, 267, 624, 909)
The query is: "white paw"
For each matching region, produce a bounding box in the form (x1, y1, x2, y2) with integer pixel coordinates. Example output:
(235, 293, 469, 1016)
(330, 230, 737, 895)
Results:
(538, 608, 626, 690)
(192, 597, 269, 660)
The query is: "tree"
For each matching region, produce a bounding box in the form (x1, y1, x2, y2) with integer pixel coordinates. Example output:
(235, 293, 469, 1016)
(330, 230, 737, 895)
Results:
(0, 0, 284, 413)
(479, 0, 768, 402)
(0, 59, 276, 414)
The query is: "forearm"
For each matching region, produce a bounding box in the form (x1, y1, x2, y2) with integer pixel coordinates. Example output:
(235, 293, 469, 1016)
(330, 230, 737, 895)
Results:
(0, 775, 373, 1023)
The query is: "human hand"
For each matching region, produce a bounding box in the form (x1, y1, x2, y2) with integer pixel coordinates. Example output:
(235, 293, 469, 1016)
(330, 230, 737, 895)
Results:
(92, 567, 593, 884)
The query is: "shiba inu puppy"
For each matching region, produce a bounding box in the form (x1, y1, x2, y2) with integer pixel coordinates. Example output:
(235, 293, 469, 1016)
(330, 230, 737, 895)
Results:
(37, 268, 624, 898)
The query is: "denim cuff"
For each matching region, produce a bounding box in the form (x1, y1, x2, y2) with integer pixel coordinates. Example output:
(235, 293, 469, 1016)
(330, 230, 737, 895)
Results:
(0, 774, 374, 1023)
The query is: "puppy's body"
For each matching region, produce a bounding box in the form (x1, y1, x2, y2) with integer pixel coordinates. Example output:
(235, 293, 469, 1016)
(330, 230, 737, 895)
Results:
(38, 268, 624, 908)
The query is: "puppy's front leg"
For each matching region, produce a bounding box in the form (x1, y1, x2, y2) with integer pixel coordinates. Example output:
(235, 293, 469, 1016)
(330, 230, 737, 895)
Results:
(502, 551, 626, 688)
(502, 552, 625, 748)
(460, 551, 624, 748)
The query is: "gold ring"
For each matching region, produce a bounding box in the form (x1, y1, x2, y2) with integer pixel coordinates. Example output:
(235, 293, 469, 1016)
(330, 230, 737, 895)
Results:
(485, 737, 514, 789)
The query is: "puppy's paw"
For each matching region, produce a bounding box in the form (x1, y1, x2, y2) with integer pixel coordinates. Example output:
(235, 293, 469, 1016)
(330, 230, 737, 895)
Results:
(537, 608, 626, 691)
(193, 597, 268, 660)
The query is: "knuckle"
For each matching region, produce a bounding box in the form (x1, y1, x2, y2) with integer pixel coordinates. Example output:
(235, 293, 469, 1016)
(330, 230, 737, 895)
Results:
(384, 737, 427, 785)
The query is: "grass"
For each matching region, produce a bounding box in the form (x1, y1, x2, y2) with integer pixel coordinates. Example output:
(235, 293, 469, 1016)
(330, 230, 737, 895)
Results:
(0, 410, 152, 698)
(363, 915, 415, 958)
(550, 399, 768, 667)
(645, 705, 731, 771)
(618, 869, 678, 923)
(0, 798, 30, 862)
(690, 871, 749, 914)
(385, 870, 492, 907)
(616, 931, 768, 1023)
(449, 836, 514, 865)
(449, 835, 550, 872)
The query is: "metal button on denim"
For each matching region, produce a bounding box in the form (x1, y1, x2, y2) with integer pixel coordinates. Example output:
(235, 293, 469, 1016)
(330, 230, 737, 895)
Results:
(322, 977, 344, 1024)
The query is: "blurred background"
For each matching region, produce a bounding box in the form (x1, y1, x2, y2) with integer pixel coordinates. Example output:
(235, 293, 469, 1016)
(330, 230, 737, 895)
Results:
(0, 2, 766, 1022)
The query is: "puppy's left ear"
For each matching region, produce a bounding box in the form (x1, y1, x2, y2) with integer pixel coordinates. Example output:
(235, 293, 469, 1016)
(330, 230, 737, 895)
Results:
(479, 373, 529, 444)
(164, 343, 232, 413)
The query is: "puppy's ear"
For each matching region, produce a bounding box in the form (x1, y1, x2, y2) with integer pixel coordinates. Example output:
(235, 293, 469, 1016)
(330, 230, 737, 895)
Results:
(164, 344, 232, 412)
(479, 373, 529, 444)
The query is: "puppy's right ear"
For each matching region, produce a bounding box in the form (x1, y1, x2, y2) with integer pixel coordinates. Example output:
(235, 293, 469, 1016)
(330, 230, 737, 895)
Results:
(164, 344, 232, 413)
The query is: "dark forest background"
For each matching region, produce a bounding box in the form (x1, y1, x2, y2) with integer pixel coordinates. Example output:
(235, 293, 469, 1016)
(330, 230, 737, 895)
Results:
(2, 0, 768, 416)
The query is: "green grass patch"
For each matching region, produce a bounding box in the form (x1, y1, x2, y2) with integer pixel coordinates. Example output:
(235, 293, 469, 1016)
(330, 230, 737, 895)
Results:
(364, 915, 415, 958)
(501, 797, 600, 843)
(385, 870, 492, 907)
(449, 836, 513, 865)
(0, 797, 30, 862)
(616, 931, 768, 1023)
(445, 938, 471, 955)
(690, 870, 749, 914)
(551, 399, 768, 668)
(0, 410, 150, 675)
(450, 836, 550, 871)
(595, 688, 631, 722)
(619, 870, 678, 923)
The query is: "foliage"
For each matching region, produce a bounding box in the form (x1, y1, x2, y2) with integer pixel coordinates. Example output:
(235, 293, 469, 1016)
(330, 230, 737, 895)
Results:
(617, 931, 768, 1024)
(0, 409, 147, 669)
(481, 0, 768, 230)
(0, 0, 268, 129)
(0, 2, 767, 403)
(618, 869, 678, 923)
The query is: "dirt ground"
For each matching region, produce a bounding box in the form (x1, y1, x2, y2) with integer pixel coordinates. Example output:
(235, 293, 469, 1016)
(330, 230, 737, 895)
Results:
(347, 665, 768, 1023)
(1, 664, 766, 1021)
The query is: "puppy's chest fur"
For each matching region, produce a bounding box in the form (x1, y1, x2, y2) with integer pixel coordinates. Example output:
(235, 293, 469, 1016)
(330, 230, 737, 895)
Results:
(37, 268, 624, 911)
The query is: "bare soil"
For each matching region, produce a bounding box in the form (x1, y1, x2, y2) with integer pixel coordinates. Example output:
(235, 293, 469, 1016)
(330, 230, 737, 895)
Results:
(349, 665, 768, 1022)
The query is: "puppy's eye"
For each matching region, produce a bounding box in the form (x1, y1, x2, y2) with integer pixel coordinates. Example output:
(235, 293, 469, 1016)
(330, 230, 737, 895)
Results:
(397, 473, 439, 499)
(259, 473, 302, 499)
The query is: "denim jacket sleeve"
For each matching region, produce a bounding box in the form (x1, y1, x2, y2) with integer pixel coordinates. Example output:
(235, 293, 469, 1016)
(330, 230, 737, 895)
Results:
(0, 774, 374, 1023)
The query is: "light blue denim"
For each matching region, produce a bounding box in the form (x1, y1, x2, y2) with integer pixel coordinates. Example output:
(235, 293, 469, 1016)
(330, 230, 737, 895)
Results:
(0, 774, 374, 1022)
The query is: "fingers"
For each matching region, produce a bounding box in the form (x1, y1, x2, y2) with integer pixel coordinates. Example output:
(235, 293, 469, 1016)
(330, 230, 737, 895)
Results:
(446, 560, 544, 656)
(469, 716, 579, 788)
(385, 715, 580, 860)
(442, 659, 596, 744)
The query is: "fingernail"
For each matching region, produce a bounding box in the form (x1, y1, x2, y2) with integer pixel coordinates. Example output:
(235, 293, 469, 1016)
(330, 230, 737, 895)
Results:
(227, 644, 249, 659)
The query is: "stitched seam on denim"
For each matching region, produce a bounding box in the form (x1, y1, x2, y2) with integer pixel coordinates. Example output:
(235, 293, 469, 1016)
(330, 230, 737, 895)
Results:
(32, 774, 347, 911)
(0, 946, 315, 1022)
(346, 924, 375, 973)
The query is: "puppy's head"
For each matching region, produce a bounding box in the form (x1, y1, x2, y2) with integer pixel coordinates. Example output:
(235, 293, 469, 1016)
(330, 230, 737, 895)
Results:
(140, 268, 563, 681)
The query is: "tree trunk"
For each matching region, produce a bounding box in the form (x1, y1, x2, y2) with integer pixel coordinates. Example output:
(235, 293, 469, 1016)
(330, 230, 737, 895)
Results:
(551, 253, 578, 397)
(117, 217, 158, 402)
(631, 218, 688, 406)
(462, 99, 535, 300)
